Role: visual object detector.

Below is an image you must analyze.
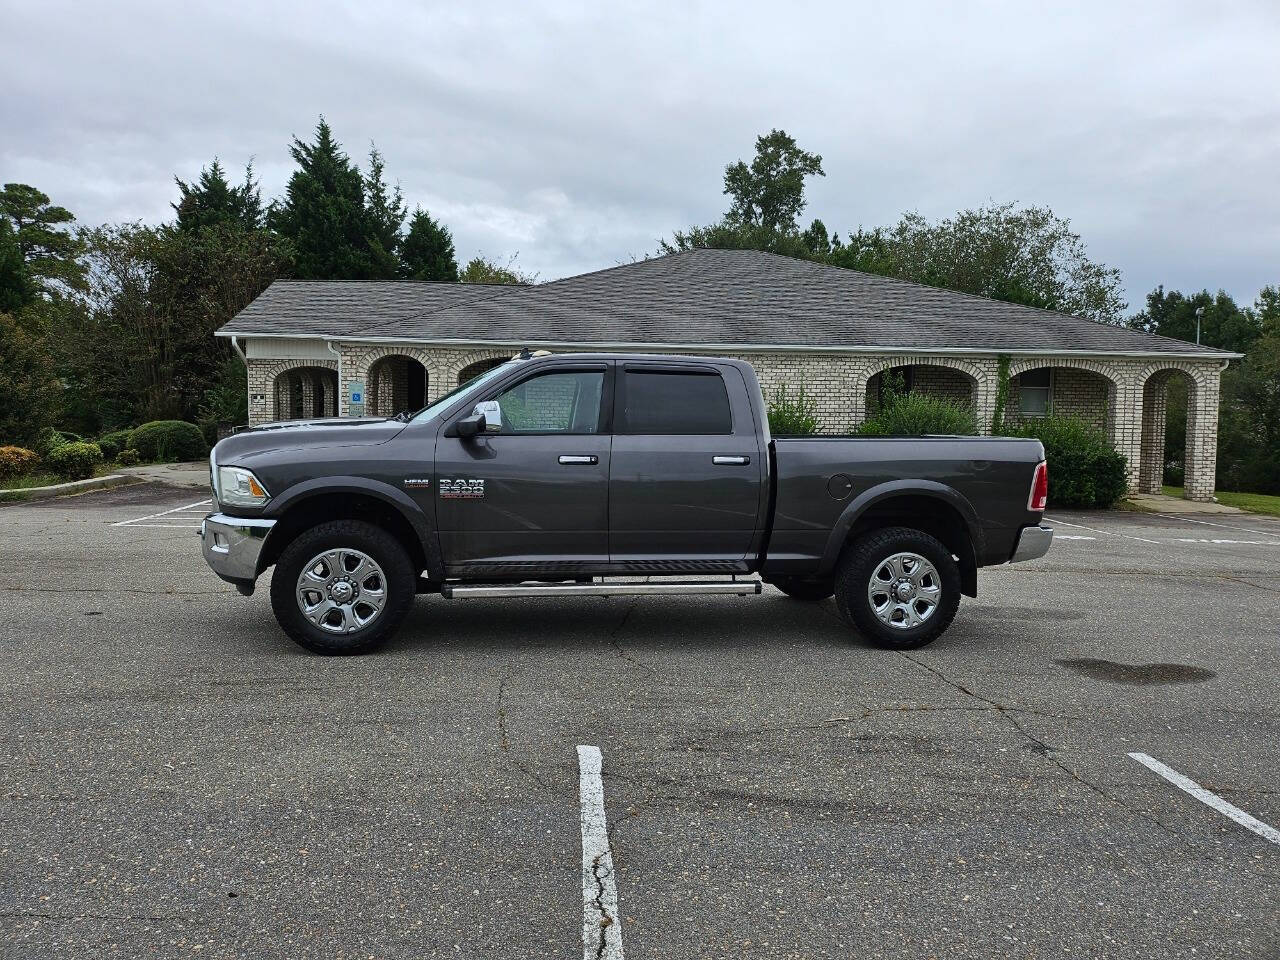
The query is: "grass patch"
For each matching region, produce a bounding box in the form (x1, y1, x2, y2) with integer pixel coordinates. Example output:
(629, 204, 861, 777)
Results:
(0, 464, 119, 492)
(1162, 485, 1280, 517)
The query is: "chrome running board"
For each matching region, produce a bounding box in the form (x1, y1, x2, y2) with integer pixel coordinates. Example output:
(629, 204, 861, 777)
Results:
(442, 579, 763, 599)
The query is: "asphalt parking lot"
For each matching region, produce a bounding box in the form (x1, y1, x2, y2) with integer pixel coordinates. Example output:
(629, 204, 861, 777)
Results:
(1, 481, 1277, 958)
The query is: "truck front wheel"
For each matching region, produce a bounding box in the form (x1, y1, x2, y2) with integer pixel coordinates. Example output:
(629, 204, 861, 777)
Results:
(835, 527, 961, 650)
(269, 520, 416, 655)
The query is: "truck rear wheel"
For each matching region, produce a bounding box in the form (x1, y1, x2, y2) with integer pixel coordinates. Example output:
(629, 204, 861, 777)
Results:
(269, 520, 416, 655)
(771, 577, 835, 602)
(834, 527, 961, 650)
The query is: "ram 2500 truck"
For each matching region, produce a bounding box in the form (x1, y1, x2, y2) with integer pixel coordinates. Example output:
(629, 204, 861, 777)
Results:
(201, 352, 1052, 655)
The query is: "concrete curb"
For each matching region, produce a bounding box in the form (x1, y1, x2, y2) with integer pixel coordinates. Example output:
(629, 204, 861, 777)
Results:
(0, 474, 139, 503)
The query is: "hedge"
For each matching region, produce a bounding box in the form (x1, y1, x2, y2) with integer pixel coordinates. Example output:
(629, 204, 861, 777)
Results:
(97, 428, 135, 460)
(0, 446, 41, 481)
(116, 448, 140, 466)
(859, 393, 978, 437)
(1005, 415, 1127, 509)
(45, 441, 104, 481)
(128, 420, 208, 463)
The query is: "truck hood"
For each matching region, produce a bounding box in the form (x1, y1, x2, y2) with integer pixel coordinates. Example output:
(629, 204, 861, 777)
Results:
(213, 417, 407, 463)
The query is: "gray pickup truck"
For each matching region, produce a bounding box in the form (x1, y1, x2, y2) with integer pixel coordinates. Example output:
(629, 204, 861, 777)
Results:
(201, 352, 1052, 654)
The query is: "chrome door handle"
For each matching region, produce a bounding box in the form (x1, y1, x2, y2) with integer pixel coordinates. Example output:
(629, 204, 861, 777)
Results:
(713, 455, 750, 465)
(558, 455, 598, 465)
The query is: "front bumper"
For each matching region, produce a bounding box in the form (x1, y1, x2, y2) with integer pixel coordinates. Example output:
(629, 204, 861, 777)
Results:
(1009, 524, 1053, 563)
(200, 513, 277, 584)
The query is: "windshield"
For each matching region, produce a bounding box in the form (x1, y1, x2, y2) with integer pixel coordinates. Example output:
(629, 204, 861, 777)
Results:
(408, 360, 521, 422)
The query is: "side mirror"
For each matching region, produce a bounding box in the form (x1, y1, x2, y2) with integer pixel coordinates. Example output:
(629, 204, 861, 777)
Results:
(474, 400, 503, 433)
(454, 413, 485, 438)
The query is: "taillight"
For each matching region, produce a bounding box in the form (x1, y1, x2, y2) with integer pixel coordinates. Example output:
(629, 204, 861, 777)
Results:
(1028, 460, 1049, 512)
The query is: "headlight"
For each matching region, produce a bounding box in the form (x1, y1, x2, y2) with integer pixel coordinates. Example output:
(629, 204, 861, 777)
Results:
(217, 466, 271, 507)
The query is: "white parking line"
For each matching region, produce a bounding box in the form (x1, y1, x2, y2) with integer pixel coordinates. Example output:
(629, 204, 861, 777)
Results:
(1044, 516, 1161, 545)
(1161, 514, 1280, 543)
(577, 745, 624, 960)
(1128, 752, 1280, 846)
(112, 498, 212, 529)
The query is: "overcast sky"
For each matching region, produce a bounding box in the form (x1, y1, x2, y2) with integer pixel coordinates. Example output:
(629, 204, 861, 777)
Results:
(4, 1, 1278, 311)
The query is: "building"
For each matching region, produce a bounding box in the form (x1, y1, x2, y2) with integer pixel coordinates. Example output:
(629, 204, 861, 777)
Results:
(217, 248, 1237, 501)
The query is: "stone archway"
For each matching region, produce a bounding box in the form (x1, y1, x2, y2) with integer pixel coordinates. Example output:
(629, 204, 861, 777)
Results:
(366, 354, 429, 417)
(864, 363, 980, 420)
(1137, 364, 1216, 500)
(273, 365, 339, 421)
(457, 356, 510, 385)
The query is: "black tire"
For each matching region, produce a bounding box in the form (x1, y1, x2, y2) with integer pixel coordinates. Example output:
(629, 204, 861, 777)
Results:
(834, 526, 961, 650)
(270, 519, 416, 655)
(772, 576, 835, 602)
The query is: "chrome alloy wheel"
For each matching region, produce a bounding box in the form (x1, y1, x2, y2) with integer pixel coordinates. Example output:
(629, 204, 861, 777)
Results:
(295, 549, 387, 634)
(866, 551, 942, 630)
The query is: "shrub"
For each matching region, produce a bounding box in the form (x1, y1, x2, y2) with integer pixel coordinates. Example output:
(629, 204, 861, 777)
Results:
(116, 448, 140, 466)
(34, 427, 83, 457)
(97, 428, 135, 460)
(45, 441, 104, 481)
(128, 420, 208, 463)
(1005, 415, 1128, 509)
(767, 385, 819, 436)
(859, 393, 978, 437)
(0, 446, 41, 481)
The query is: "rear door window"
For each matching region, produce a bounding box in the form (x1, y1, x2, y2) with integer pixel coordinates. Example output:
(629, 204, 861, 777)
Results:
(620, 370, 733, 435)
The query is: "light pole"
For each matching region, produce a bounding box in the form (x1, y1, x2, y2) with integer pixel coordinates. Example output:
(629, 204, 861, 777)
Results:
(1195, 306, 1204, 345)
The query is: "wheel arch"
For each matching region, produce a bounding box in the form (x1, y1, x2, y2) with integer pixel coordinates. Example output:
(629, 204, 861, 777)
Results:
(818, 481, 980, 597)
(259, 478, 441, 580)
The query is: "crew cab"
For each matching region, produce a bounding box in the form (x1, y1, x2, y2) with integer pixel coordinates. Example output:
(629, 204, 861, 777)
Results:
(201, 352, 1052, 654)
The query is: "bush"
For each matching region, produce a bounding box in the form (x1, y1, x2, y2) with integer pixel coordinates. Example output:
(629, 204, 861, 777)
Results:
(116, 448, 140, 466)
(45, 441, 104, 481)
(34, 427, 83, 457)
(128, 420, 208, 463)
(97, 428, 135, 460)
(767, 385, 819, 436)
(0, 446, 41, 481)
(1004, 415, 1128, 509)
(859, 393, 978, 437)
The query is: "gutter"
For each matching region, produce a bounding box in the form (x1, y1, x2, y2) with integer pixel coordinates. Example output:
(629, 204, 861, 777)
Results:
(214, 330, 1242, 362)
(230, 335, 247, 365)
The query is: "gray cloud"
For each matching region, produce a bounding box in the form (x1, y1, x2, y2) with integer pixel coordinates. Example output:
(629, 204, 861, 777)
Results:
(3, 0, 1278, 308)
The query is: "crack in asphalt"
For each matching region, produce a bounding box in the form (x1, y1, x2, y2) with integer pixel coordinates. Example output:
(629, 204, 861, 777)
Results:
(608, 601, 655, 678)
(897, 652, 1193, 842)
(589, 853, 615, 958)
(493, 670, 553, 789)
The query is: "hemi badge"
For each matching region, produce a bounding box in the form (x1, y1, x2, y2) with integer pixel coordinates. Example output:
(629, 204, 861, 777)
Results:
(403, 478, 432, 488)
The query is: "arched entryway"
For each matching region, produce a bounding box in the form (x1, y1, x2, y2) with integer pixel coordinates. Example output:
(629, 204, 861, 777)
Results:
(273, 366, 339, 421)
(864, 364, 978, 419)
(367, 355, 428, 417)
(457, 356, 509, 385)
(1004, 365, 1116, 433)
(1139, 367, 1211, 498)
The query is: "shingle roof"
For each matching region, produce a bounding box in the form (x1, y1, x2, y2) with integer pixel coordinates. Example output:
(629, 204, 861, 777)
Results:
(219, 249, 1233, 358)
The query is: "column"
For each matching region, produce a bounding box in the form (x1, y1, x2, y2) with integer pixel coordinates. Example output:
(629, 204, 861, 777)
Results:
(1183, 368, 1221, 502)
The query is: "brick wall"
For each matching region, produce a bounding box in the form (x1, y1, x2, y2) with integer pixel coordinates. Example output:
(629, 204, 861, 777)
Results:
(245, 344, 1224, 501)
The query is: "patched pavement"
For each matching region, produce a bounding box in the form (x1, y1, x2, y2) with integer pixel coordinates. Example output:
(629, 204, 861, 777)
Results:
(0, 486, 1277, 957)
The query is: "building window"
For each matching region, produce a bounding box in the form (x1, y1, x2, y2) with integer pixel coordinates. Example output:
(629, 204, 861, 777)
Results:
(1018, 369, 1052, 417)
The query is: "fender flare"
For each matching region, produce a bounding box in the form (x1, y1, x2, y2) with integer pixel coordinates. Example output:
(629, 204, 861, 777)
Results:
(262, 476, 443, 580)
(816, 479, 982, 580)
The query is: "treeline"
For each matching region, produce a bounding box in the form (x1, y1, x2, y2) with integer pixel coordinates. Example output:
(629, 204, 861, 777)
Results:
(665, 130, 1280, 494)
(0, 119, 530, 445)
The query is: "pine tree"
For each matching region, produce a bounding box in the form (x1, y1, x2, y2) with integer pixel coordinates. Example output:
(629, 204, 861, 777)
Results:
(270, 119, 378, 279)
(173, 159, 264, 232)
(0, 183, 87, 296)
(401, 208, 458, 282)
(364, 147, 405, 280)
(0, 218, 34, 313)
